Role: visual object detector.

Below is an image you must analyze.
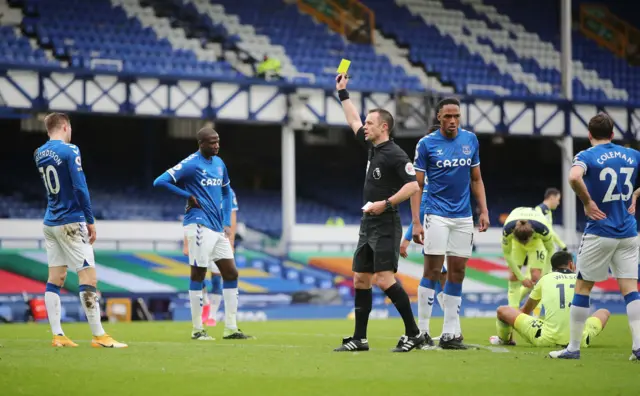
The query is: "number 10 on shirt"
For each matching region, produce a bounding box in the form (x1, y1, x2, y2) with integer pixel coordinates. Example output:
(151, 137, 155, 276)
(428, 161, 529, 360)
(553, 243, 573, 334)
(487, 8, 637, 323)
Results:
(39, 165, 60, 195)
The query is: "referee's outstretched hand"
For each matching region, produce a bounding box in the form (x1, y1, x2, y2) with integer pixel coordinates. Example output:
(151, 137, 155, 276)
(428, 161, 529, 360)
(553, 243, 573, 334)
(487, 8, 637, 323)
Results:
(412, 224, 424, 245)
(336, 73, 348, 90)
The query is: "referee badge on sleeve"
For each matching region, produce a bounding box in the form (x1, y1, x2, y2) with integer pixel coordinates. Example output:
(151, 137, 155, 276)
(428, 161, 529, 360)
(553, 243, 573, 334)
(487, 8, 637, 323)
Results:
(405, 162, 416, 176)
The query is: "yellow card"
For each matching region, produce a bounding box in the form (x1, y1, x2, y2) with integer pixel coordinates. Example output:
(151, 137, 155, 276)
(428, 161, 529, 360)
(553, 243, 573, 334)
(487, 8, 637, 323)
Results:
(336, 59, 351, 74)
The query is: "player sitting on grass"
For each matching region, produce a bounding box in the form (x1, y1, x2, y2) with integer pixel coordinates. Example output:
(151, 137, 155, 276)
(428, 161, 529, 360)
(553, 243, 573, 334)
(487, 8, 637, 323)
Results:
(490, 251, 610, 348)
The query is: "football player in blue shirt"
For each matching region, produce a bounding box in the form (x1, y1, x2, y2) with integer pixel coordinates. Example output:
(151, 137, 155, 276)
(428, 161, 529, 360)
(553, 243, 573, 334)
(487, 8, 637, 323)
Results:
(154, 128, 252, 341)
(400, 124, 459, 340)
(550, 112, 640, 360)
(411, 98, 490, 349)
(35, 112, 127, 348)
(183, 188, 239, 327)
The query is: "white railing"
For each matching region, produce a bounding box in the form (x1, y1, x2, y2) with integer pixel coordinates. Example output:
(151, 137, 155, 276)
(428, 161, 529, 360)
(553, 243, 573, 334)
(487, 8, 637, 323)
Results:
(466, 84, 512, 96)
(89, 58, 124, 72)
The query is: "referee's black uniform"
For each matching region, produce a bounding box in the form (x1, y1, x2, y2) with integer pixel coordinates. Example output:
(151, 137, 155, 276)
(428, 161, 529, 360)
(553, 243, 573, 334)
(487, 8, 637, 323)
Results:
(335, 125, 426, 353)
(353, 126, 416, 274)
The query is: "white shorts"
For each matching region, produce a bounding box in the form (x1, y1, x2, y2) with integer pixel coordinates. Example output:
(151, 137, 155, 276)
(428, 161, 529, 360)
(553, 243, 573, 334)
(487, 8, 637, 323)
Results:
(43, 223, 95, 272)
(423, 214, 474, 258)
(184, 224, 233, 270)
(577, 234, 639, 282)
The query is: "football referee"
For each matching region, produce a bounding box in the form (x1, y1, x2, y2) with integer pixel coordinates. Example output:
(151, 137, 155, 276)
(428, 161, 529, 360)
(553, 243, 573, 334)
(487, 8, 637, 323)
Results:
(333, 73, 425, 353)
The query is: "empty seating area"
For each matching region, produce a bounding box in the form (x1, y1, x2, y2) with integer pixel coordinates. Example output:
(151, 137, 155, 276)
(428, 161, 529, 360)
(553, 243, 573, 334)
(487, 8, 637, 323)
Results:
(12, 0, 239, 77)
(0, 0, 636, 101)
(192, 0, 424, 92)
(365, 0, 631, 101)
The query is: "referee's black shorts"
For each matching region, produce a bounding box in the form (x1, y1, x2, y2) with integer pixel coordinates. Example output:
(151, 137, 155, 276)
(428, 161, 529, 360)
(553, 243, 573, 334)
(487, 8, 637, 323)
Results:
(352, 211, 402, 274)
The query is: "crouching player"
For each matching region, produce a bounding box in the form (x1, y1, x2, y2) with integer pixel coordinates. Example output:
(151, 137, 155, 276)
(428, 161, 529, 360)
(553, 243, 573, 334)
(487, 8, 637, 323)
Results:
(501, 207, 556, 310)
(490, 251, 609, 348)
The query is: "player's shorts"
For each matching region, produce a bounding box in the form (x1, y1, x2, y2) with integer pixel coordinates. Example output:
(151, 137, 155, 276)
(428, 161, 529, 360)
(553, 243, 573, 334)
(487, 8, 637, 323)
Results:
(510, 239, 548, 272)
(423, 214, 474, 258)
(43, 222, 95, 272)
(353, 212, 402, 273)
(513, 314, 603, 348)
(576, 234, 639, 282)
(184, 224, 233, 270)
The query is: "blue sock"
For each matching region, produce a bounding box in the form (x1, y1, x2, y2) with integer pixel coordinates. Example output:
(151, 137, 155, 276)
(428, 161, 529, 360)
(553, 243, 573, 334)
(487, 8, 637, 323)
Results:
(572, 293, 590, 308)
(419, 277, 435, 290)
(46, 282, 61, 295)
(223, 279, 238, 289)
(78, 284, 96, 293)
(211, 275, 222, 295)
(624, 291, 640, 305)
(568, 293, 590, 351)
(189, 280, 204, 291)
(434, 281, 442, 295)
(442, 281, 463, 335)
(444, 281, 462, 297)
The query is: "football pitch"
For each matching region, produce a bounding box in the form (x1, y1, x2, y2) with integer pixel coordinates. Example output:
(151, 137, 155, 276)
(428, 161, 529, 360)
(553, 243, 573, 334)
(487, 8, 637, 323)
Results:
(0, 317, 636, 396)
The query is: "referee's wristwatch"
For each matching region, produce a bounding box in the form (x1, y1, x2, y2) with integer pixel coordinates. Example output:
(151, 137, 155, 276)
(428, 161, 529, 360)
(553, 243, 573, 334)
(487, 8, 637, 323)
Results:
(384, 199, 393, 211)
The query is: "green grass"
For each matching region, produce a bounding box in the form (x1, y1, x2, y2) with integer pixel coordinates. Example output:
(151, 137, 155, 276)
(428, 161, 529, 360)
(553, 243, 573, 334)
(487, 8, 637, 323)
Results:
(0, 317, 637, 396)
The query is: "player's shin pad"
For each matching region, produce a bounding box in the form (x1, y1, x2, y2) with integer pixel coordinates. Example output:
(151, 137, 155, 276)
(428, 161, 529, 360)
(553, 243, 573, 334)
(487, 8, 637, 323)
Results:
(508, 281, 521, 308)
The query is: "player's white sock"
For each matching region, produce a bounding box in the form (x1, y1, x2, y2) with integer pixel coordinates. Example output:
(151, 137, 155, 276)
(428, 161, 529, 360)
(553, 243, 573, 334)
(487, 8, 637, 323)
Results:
(45, 283, 64, 335)
(455, 299, 462, 337)
(436, 291, 445, 309)
(79, 285, 105, 337)
(568, 293, 590, 352)
(209, 294, 223, 319)
(418, 280, 436, 333)
(189, 281, 204, 331)
(223, 280, 239, 331)
(443, 294, 462, 335)
(202, 287, 209, 305)
(442, 281, 463, 336)
(624, 292, 640, 350)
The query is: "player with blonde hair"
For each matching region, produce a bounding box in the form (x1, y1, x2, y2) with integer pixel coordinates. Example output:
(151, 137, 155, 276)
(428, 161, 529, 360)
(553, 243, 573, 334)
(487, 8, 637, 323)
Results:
(35, 112, 127, 348)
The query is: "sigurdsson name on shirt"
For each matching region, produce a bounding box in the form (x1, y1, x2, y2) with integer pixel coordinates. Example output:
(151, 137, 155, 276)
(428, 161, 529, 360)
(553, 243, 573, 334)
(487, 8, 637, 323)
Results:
(35, 149, 63, 166)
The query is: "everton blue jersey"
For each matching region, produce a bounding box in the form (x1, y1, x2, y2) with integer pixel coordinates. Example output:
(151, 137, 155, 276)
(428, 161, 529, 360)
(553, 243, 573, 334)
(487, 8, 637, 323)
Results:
(34, 140, 94, 226)
(413, 128, 480, 218)
(229, 188, 239, 212)
(573, 143, 640, 238)
(165, 151, 230, 232)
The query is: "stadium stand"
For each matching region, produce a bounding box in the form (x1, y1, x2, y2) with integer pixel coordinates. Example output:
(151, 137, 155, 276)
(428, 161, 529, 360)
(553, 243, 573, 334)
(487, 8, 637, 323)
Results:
(0, 0, 636, 102)
(365, 0, 629, 101)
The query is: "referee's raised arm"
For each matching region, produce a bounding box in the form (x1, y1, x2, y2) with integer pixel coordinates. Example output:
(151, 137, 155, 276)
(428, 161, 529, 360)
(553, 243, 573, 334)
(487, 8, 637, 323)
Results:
(336, 73, 363, 134)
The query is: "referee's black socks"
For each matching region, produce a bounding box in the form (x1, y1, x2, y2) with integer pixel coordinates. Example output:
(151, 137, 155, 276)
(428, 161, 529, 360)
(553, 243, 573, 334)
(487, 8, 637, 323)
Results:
(384, 283, 420, 337)
(353, 288, 372, 339)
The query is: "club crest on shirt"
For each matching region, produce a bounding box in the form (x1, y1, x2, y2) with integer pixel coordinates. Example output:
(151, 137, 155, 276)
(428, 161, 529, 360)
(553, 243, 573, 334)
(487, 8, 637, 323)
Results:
(373, 168, 382, 180)
(405, 162, 416, 176)
(217, 166, 223, 176)
(462, 145, 471, 155)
